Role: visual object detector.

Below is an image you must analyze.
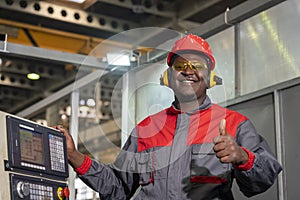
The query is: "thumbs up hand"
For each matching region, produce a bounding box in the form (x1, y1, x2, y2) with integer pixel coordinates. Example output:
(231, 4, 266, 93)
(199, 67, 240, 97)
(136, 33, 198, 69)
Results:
(219, 118, 227, 136)
(213, 119, 249, 165)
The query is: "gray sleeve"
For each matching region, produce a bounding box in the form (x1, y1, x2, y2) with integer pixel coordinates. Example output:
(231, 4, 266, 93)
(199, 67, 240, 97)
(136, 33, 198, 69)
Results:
(78, 129, 140, 200)
(234, 120, 282, 197)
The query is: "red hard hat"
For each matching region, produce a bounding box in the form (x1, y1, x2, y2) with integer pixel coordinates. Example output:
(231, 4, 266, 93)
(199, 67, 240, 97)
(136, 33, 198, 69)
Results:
(167, 34, 215, 70)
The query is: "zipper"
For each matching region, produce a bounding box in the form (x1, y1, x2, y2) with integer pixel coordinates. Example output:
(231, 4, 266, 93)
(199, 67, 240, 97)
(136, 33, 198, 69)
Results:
(130, 185, 142, 200)
(165, 114, 182, 199)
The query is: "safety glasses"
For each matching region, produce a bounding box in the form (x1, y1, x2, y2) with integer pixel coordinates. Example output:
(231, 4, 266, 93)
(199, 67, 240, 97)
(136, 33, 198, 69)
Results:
(172, 59, 208, 71)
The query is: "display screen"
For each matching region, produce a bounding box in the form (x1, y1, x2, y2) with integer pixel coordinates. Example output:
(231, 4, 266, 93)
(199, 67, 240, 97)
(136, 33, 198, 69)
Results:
(19, 128, 44, 165)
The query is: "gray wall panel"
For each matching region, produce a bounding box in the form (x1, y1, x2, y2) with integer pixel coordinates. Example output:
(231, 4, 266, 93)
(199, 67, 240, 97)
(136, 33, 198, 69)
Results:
(228, 94, 278, 200)
(280, 84, 300, 200)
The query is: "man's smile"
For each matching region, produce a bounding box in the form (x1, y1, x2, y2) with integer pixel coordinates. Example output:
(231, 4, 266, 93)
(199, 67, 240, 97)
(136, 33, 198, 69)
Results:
(178, 77, 199, 84)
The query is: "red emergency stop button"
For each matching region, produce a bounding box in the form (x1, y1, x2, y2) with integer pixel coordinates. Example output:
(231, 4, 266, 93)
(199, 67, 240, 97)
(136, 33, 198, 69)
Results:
(63, 187, 70, 198)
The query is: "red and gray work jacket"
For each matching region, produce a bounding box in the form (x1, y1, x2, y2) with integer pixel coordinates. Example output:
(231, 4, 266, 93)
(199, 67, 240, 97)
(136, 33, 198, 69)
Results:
(76, 96, 282, 200)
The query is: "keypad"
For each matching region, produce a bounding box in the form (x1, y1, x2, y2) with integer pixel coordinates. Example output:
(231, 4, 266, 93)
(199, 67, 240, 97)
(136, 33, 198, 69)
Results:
(29, 183, 53, 200)
(49, 134, 66, 172)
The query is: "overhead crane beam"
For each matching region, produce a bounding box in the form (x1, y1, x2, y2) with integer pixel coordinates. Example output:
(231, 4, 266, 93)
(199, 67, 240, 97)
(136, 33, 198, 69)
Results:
(96, 0, 176, 18)
(0, 0, 139, 37)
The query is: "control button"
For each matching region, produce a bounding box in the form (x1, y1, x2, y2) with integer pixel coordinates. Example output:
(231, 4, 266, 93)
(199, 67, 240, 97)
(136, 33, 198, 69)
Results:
(63, 187, 70, 198)
(17, 181, 30, 198)
(57, 187, 63, 200)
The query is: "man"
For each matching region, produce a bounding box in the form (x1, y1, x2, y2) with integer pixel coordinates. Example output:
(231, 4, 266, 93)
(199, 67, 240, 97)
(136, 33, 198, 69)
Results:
(56, 34, 282, 199)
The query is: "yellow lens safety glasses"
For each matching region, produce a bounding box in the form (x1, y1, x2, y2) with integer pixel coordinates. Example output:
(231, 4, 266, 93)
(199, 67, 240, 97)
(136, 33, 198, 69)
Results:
(172, 60, 208, 71)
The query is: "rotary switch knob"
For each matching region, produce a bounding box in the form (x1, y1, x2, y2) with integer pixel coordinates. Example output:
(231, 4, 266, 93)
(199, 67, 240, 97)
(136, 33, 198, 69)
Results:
(17, 181, 30, 198)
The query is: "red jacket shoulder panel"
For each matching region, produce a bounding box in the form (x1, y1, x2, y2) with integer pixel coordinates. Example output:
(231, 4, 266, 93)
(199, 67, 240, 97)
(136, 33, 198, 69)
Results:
(187, 104, 248, 145)
(223, 106, 248, 137)
(137, 108, 176, 152)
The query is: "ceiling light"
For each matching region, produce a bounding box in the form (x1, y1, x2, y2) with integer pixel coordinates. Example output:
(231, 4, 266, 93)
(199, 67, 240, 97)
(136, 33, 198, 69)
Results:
(61, 114, 67, 120)
(106, 53, 130, 66)
(80, 105, 90, 113)
(80, 99, 85, 105)
(66, 0, 87, 4)
(27, 73, 40, 80)
(86, 98, 96, 107)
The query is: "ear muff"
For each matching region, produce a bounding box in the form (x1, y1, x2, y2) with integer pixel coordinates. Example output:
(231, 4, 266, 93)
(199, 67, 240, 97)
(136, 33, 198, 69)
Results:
(208, 71, 222, 88)
(160, 68, 172, 87)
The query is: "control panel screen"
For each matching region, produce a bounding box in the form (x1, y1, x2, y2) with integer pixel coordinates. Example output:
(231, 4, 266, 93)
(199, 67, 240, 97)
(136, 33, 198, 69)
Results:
(6, 115, 69, 179)
(20, 129, 44, 166)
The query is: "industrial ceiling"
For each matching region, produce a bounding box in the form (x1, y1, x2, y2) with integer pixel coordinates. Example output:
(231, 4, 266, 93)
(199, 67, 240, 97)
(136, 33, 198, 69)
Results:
(0, 0, 280, 118)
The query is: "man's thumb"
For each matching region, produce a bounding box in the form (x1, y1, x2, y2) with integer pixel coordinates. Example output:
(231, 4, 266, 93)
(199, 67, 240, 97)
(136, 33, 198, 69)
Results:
(219, 119, 226, 136)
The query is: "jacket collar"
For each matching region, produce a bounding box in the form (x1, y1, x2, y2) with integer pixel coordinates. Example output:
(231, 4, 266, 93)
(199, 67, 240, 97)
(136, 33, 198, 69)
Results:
(168, 95, 212, 114)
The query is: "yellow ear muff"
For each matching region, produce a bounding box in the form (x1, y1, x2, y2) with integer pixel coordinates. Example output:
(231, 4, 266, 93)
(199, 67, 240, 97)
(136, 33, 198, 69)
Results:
(209, 71, 222, 88)
(160, 68, 171, 87)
